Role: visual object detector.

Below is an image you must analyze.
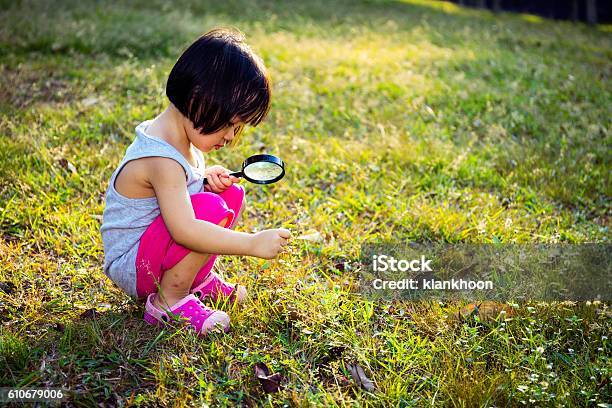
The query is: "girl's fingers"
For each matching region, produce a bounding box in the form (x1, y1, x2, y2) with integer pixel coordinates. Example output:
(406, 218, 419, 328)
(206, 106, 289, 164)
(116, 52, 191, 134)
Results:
(277, 229, 291, 239)
(208, 174, 224, 192)
(219, 174, 233, 187)
(214, 174, 227, 191)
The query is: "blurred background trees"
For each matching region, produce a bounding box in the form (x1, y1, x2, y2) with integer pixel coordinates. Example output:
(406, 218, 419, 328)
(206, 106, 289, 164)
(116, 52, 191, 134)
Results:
(451, 0, 610, 24)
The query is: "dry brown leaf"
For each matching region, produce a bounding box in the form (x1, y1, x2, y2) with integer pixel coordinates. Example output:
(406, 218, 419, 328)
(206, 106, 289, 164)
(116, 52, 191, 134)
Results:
(254, 362, 282, 393)
(347, 363, 375, 392)
(457, 301, 514, 323)
(79, 308, 98, 319)
(58, 158, 77, 174)
(0, 281, 16, 294)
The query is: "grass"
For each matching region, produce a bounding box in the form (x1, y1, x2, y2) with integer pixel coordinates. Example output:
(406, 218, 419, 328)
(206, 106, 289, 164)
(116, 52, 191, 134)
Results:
(0, 0, 610, 405)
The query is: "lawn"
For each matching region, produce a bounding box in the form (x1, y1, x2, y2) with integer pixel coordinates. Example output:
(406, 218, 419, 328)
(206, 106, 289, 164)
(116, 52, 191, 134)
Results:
(0, 0, 610, 406)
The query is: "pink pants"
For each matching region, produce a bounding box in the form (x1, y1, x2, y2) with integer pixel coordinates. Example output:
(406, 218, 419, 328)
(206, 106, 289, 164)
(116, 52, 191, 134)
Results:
(135, 184, 245, 299)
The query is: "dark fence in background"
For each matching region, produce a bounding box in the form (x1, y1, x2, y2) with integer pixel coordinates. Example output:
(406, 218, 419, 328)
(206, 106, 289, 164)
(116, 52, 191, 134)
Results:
(447, 0, 611, 24)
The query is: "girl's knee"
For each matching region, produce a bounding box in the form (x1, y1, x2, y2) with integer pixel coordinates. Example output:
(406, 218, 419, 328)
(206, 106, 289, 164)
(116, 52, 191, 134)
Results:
(227, 183, 245, 196)
(189, 192, 234, 227)
(219, 184, 245, 209)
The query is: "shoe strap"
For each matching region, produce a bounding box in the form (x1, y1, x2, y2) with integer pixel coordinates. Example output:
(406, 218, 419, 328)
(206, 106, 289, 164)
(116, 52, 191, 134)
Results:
(193, 272, 236, 298)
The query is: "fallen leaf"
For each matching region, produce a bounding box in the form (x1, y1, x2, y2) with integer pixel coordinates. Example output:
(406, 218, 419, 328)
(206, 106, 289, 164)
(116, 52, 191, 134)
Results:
(296, 230, 323, 243)
(347, 363, 375, 392)
(457, 301, 514, 323)
(478, 301, 514, 321)
(458, 303, 479, 321)
(284, 304, 301, 321)
(81, 96, 98, 107)
(79, 308, 98, 319)
(58, 158, 77, 174)
(332, 258, 350, 272)
(0, 281, 16, 294)
(424, 104, 436, 118)
(254, 362, 282, 393)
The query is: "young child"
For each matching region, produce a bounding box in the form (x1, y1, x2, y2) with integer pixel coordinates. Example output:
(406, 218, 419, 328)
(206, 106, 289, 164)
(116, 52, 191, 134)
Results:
(101, 28, 290, 336)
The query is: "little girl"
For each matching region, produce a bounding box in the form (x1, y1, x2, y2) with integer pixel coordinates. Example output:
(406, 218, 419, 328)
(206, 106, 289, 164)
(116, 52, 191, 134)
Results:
(101, 29, 290, 335)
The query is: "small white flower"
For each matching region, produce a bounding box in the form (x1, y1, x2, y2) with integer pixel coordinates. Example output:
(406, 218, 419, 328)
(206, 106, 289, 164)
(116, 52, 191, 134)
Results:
(568, 348, 575, 353)
(536, 346, 545, 354)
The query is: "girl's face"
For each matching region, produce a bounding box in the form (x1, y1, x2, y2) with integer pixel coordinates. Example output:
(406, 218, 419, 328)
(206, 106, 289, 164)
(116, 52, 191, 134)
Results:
(184, 116, 243, 152)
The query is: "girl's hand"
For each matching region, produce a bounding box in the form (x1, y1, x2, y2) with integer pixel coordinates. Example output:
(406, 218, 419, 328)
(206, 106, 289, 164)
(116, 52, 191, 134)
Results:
(204, 165, 241, 193)
(250, 228, 291, 259)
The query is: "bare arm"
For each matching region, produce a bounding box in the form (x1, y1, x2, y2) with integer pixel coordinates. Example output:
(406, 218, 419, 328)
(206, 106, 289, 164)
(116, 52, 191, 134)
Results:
(145, 157, 287, 257)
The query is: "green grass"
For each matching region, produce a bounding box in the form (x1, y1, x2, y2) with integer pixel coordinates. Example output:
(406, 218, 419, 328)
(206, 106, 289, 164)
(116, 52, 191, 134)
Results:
(0, 0, 610, 405)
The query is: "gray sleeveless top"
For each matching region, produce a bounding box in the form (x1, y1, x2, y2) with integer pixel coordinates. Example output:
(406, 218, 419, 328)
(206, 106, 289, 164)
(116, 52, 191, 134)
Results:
(101, 120, 205, 297)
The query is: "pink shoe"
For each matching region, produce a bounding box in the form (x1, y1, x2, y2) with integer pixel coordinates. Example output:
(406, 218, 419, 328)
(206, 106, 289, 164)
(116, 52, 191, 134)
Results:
(143, 293, 230, 335)
(191, 272, 247, 304)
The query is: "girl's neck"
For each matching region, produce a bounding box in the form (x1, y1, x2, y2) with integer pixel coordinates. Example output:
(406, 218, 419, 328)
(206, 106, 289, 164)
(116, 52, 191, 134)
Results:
(147, 105, 194, 162)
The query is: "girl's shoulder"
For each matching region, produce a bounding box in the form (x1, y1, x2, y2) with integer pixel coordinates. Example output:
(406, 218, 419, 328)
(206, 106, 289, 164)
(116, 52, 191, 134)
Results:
(114, 156, 186, 200)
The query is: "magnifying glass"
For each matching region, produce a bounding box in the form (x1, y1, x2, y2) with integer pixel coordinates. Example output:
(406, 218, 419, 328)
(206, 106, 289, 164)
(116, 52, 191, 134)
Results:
(203, 154, 285, 185)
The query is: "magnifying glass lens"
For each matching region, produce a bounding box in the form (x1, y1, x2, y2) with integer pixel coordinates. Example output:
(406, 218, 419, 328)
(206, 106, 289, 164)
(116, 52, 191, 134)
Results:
(243, 161, 283, 182)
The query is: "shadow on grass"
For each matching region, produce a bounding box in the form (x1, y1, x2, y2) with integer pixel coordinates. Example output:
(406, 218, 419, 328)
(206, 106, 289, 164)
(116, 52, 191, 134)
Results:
(0, 307, 167, 405)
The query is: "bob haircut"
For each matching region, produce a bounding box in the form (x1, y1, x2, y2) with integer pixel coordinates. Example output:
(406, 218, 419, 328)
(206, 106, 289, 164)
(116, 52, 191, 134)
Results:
(166, 28, 271, 146)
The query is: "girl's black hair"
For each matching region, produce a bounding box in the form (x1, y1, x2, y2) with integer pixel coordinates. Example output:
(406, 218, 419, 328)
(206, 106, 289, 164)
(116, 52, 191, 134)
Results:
(166, 28, 271, 143)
